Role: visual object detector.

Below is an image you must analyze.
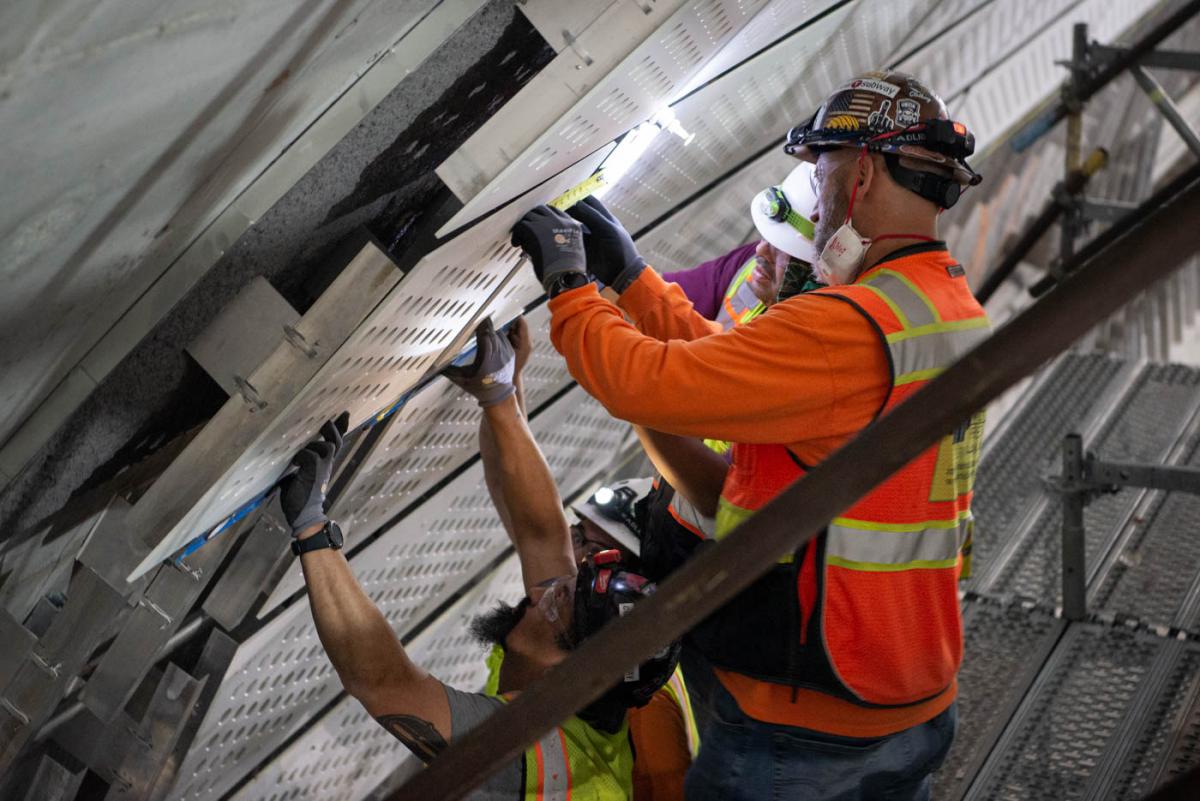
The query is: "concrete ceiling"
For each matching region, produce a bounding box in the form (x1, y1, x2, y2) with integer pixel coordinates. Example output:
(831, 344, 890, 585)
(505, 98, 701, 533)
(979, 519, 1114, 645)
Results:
(0, 0, 462, 465)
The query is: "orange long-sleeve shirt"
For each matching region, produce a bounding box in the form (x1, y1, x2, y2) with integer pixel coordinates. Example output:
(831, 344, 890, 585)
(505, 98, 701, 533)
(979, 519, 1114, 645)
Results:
(548, 268, 889, 467)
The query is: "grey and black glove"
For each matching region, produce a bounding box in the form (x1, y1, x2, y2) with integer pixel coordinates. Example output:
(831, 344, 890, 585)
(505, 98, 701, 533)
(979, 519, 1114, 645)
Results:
(511, 205, 588, 296)
(566, 196, 646, 293)
(442, 319, 516, 407)
(280, 412, 348, 535)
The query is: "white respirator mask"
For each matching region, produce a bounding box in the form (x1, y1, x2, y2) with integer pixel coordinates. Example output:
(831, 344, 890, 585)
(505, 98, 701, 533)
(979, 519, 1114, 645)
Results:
(815, 148, 935, 285)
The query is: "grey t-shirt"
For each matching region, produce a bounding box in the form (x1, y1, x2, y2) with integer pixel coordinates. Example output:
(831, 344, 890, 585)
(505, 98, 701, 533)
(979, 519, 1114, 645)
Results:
(443, 684, 523, 800)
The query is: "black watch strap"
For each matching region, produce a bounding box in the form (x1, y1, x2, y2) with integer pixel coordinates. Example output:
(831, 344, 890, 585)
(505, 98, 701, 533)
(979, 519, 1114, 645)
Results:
(547, 271, 590, 298)
(292, 521, 343, 556)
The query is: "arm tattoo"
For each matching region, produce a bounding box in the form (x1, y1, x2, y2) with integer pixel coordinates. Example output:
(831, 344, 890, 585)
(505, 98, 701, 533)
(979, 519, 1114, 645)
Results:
(375, 714, 448, 763)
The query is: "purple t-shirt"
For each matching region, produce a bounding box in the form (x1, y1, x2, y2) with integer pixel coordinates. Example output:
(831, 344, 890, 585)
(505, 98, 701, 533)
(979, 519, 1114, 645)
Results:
(661, 242, 758, 321)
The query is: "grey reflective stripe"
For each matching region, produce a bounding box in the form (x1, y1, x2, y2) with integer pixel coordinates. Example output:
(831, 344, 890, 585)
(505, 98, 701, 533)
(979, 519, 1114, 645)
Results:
(862, 271, 937, 328)
(532, 728, 570, 800)
(826, 517, 968, 570)
(888, 324, 992, 382)
(668, 492, 717, 539)
(716, 259, 764, 329)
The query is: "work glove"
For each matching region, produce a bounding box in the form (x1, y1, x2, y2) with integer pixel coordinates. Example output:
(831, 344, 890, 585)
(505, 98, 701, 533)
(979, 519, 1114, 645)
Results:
(279, 412, 348, 535)
(566, 196, 646, 293)
(442, 319, 516, 407)
(511, 205, 587, 294)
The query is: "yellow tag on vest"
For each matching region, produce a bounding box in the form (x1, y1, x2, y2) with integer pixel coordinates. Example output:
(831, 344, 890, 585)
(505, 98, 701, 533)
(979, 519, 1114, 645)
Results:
(929, 411, 985, 502)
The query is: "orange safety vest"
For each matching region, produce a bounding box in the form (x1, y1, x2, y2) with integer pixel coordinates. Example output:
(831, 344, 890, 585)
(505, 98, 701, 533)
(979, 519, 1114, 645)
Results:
(700, 248, 990, 736)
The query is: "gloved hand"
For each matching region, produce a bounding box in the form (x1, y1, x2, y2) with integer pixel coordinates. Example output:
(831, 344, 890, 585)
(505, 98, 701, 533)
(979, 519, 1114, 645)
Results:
(443, 319, 516, 407)
(566, 196, 646, 293)
(280, 412, 348, 535)
(511, 205, 587, 294)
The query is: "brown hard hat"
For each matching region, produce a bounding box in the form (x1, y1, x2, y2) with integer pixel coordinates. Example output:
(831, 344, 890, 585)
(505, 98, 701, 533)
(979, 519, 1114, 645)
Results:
(784, 70, 978, 187)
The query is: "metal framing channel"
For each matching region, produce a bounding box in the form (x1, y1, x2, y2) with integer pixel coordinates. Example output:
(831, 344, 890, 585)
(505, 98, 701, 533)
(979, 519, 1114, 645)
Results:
(967, 354, 1135, 594)
(984, 363, 1200, 605)
(962, 623, 1169, 801)
(164, 387, 631, 801)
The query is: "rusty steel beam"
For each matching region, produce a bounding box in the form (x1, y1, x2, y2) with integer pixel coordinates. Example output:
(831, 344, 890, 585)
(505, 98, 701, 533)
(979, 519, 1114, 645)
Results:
(393, 173, 1200, 801)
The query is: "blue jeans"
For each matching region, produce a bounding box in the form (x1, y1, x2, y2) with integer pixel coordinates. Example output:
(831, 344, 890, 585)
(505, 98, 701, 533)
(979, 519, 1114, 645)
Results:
(684, 675, 957, 801)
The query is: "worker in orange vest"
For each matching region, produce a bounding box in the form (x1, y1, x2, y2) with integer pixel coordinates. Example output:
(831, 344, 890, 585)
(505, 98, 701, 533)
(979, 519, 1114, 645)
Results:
(510, 71, 989, 801)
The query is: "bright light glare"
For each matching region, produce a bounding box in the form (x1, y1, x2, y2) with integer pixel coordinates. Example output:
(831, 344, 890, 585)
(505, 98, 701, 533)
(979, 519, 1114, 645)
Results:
(595, 108, 694, 198)
(593, 486, 616, 505)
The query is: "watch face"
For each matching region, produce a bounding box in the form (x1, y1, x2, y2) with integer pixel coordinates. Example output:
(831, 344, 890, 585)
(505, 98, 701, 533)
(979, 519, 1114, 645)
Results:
(327, 521, 344, 549)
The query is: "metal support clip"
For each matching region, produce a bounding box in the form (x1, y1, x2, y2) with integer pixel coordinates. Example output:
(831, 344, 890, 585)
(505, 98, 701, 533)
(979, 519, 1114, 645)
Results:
(30, 652, 61, 678)
(233, 376, 268, 412)
(0, 696, 29, 725)
(138, 597, 174, 629)
(561, 30, 593, 67)
(283, 324, 319, 358)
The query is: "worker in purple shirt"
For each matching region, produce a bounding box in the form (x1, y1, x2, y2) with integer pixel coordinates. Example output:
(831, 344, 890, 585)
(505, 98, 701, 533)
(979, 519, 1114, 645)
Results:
(663, 162, 821, 330)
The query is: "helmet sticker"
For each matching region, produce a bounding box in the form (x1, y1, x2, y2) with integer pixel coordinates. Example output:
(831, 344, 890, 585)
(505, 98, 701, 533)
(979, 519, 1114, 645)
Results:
(895, 98, 921, 128)
(907, 85, 933, 103)
(845, 77, 900, 98)
(824, 114, 860, 131)
(867, 99, 895, 131)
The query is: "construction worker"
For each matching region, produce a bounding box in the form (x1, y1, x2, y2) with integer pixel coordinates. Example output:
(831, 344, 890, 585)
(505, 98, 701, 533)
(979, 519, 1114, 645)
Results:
(278, 318, 686, 800)
(510, 70, 988, 801)
(664, 162, 823, 331)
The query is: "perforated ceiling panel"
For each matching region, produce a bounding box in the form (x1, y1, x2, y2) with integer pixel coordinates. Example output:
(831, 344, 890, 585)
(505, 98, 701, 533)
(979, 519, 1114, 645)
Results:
(167, 386, 630, 801)
(634, 147, 794, 272)
(436, 0, 787, 235)
(602, 0, 933, 231)
(228, 555, 525, 801)
(262, 304, 570, 611)
(128, 148, 610, 580)
(948, 0, 1159, 153)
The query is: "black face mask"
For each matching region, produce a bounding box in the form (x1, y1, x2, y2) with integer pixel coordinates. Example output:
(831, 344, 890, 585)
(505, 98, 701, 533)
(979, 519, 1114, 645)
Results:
(778, 258, 824, 301)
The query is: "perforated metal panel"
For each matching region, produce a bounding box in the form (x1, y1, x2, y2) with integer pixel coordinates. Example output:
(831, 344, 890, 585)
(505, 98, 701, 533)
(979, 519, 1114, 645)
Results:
(950, 0, 1159, 151)
(228, 555, 525, 801)
(128, 148, 610, 580)
(603, 0, 927, 231)
(936, 602, 1063, 801)
(964, 625, 1166, 801)
(968, 354, 1125, 590)
(1093, 434, 1200, 632)
(988, 364, 1200, 602)
(437, 0, 788, 234)
(262, 304, 571, 611)
(168, 387, 630, 801)
(633, 148, 790, 271)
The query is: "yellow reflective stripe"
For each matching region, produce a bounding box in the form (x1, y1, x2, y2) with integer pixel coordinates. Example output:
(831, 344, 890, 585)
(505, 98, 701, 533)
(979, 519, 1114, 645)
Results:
(826, 555, 959, 572)
(876, 268, 942, 323)
(886, 316, 991, 343)
(717, 499, 795, 563)
(664, 668, 701, 757)
(832, 510, 971, 532)
(894, 367, 944, 386)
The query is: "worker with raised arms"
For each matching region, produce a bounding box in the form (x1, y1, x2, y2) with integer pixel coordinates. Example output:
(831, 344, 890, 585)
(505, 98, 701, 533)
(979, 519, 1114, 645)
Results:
(510, 71, 989, 801)
(277, 317, 691, 800)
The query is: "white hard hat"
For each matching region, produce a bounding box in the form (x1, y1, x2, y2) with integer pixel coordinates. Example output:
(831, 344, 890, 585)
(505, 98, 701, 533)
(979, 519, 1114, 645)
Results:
(750, 162, 819, 264)
(572, 478, 654, 557)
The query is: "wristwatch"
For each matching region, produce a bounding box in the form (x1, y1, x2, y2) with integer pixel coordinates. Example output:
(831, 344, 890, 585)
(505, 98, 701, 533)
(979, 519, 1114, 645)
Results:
(546, 271, 590, 298)
(292, 520, 345, 556)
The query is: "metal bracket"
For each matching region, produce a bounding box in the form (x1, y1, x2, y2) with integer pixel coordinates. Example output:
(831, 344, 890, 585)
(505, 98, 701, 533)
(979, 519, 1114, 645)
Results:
(1077, 197, 1139, 224)
(232, 375, 268, 412)
(1089, 42, 1200, 72)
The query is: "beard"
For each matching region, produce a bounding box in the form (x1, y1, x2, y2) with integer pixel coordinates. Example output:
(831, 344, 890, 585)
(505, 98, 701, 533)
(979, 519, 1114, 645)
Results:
(812, 181, 851, 257)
